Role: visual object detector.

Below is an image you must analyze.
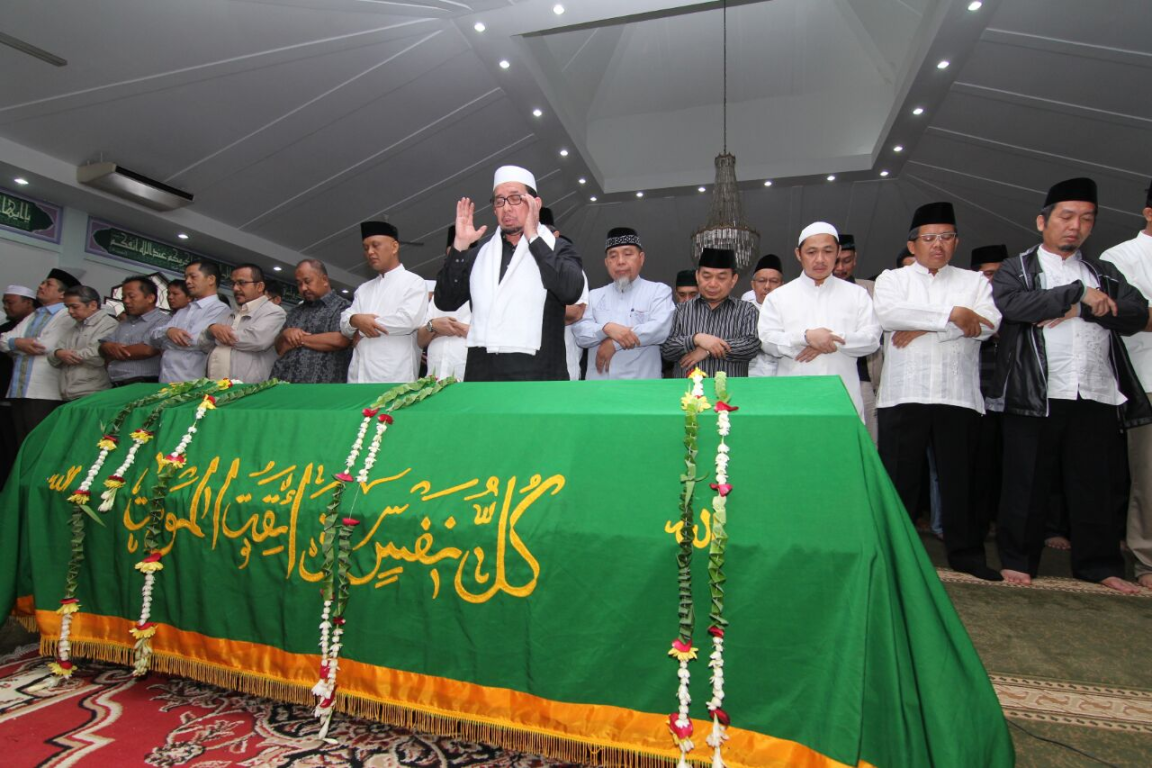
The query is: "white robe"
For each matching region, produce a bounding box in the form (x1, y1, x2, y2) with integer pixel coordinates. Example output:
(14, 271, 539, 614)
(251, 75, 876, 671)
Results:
(341, 265, 429, 384)
(759, 275, 881, 416)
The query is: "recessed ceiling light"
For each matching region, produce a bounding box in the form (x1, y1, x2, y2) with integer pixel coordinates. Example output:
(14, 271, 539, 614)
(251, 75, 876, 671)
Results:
(578, 177, 586, 185)
(936, 60, 950, 70)
(559, 149, 569, 157)
(880, 170, 890, 177)
(826, 175, 836, 182)
(967, 1, 983, 10)
(13, 177, 29, 186)
(763, 180, 773, 187)
(498, 59, 510, 69)
(553, 4, 565, 14)
(341, 288, 349, 294)
(698, 186, 706, 193)
(474, 22, 486, 32)
(912, 107, 925, 115)
(177, 233, 189, 240)
(893, 145, 904, 153)
(636, 191, 644, 198)
(273, 266, 282, 272)
(589, 196, 597, 202)
(532, 108, 543, 118)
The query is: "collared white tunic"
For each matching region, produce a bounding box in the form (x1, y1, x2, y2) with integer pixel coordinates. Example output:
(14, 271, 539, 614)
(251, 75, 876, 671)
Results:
(1036, 246, 1123, 405)
(425, 300, 471, 381)
(573, 277, 675, 380)
(873, 262, 1001, 413)
(742, 293, 777, 378)
(1101, 231, 1152, 393)
(759, 274, 880, 416)
(340, 264, 429, 384)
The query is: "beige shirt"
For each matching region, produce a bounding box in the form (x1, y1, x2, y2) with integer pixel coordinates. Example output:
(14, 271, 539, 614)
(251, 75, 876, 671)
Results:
(200, 296, 286, 383)
(48, 310, 120, 401)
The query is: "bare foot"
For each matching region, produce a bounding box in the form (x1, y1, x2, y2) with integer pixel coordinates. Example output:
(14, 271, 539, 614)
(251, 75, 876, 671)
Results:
(1045, 536, 1071, 551)
(1100, 576, 1141, 595)
(1137, 573, 1152, 591)
(1001, 569, 1032, 585)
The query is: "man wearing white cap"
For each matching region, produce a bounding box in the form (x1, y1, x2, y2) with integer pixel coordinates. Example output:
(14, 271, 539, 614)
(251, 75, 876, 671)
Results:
(435, 166, 584, 381)
(1, 284, 38, 486)
(759, 222, 881, 416)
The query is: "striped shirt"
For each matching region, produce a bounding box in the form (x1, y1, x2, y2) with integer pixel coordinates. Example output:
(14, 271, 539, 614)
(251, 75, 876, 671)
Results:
(1, 303, 70, 400)
(102, 308, 168, 382)
(660, 295, 761, 377)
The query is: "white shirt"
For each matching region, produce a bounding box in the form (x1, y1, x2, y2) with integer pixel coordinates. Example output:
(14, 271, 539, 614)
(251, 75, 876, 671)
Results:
(873, 262, 1001, 413)
(564, 274, 589, 381)
(425, 300, 471, 381)
(759, 275, 881, 417)
(572, 276, 675, 380)
(1101, 230, 1152, 393)
(341, 264, 429, 384)
(2, 303, 71, 400)
(1034, 246, 1123, 405)
(742, 292, 777, 377)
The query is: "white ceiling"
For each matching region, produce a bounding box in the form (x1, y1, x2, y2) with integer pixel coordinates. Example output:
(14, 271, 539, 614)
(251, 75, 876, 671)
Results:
(0, 0, 1149, 295)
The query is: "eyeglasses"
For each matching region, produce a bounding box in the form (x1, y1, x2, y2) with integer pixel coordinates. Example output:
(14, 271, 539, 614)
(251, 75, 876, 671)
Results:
(913, 232, 958, 244)
(232, 280, 260, 287)
(491, 194, 527, 208)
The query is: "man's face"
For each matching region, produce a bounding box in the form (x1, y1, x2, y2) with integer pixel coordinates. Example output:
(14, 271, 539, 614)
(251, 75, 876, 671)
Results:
(266, 291, 282, 305)
(696, 267, 738, 303)
(605, 245, 645, 282)
(834, 249, 858, 280)
(751, 269, 783, 303)
(362, 236, 399, 273)
(37, 278, 65, 304)
(975, 262, 1001, 282)
(121, 281, 156, 316)
(64, 296, 99, 322)
(3, 294, 33, 322)
(494, 181, 531, 236)
(909, 224, 959, 272)
(230, 267, 264, 306)
(674, 286, 699, 304)
(184, 264, 216, 299)
(1038, 201, 1096, 254)
(167, 285, 191, 311)
(795, 234, 839, 282)
(296, 264, 331, 303)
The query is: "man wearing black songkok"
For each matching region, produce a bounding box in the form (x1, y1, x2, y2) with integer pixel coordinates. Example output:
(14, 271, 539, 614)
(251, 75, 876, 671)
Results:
(991, 177, 1150, 593)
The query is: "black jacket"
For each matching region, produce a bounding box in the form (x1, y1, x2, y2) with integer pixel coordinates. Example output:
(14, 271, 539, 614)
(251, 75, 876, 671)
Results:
(987, 245, 1152, 428)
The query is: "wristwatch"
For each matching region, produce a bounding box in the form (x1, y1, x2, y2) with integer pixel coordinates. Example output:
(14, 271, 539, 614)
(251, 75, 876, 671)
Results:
(426, 320, 436, 335)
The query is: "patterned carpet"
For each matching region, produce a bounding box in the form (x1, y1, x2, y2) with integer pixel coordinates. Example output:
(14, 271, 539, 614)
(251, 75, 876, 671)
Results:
(0, 644, 580, 768)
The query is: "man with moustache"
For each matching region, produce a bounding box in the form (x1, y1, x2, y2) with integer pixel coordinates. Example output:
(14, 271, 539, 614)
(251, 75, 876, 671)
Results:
(759, 223, 880, 417)
(873, 203, 1001, 580)
(673, 270, 699, 304)
(273, 259, 352, 383)
(100, 276, 166, 386)
(435, 166, 584, 381)
(574, 227, 674, 380)
(200, 264, 286, 383)
(342, 221, 429, 384)
(742, 254, 785, 378)
(991, 177, 1150, 593)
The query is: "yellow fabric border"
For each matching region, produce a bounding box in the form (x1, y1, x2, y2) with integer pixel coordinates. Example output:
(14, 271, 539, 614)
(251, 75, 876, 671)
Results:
(32, 609, 870, 768)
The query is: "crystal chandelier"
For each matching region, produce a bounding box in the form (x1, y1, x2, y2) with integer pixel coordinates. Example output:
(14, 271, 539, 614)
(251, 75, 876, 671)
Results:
(692, 1, 759, 271)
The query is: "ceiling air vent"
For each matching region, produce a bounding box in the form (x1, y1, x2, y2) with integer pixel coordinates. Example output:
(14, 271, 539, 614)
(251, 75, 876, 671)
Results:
(77, 162, 193, 212)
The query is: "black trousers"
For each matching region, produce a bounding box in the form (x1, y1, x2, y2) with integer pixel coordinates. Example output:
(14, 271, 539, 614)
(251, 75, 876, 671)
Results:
(465, 347, 566, 382)
(998, 398, 1124, 582)
(879, 403, 987, 570)
(971, 411, 1002, 537)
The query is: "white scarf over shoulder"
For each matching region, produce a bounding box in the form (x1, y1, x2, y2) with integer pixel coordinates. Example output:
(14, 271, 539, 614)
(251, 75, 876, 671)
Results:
(468, 228, 555, 354)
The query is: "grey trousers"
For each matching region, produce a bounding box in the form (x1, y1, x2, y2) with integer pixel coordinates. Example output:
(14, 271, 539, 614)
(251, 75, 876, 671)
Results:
(1127, 412, 1152, 578)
